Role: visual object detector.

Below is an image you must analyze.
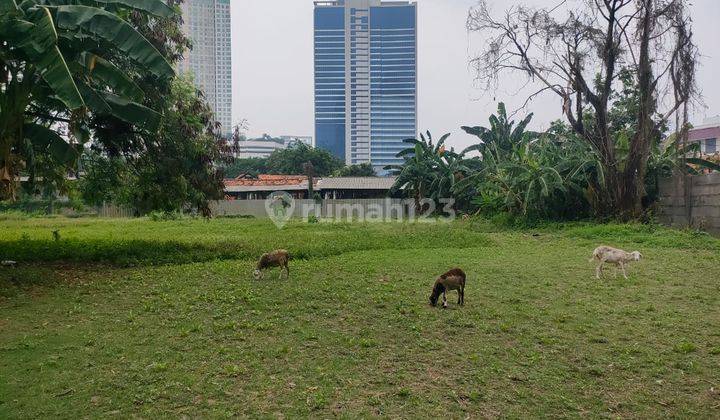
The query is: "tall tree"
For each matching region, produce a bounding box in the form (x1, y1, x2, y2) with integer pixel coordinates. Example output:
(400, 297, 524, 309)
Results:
(467, 0, 699, 219)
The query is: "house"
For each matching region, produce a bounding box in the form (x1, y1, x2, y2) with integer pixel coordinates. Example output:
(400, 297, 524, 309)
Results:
(689, 116, 720, 155)
(223, 175, 397, 200)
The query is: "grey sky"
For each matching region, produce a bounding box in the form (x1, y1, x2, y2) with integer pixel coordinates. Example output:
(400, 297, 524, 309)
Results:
(232, 0, 720, 151)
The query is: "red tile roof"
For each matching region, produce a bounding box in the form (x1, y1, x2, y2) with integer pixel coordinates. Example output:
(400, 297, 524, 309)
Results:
(224, 174, 310, 188)
(223, 175, 398, 192)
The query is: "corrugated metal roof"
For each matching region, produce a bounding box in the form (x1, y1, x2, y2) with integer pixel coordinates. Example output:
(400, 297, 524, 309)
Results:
(317, 177, 397, 190)
(223, 176, 397, 192)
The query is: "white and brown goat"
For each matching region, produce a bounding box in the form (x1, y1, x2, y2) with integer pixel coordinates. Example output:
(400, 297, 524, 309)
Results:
(253, 249, 290, 280)
(589, 246, 642, 279)
(429, 268, 466, 308)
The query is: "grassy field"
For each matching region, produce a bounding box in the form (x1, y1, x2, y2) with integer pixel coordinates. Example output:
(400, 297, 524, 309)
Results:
(1, 216, 719, 418)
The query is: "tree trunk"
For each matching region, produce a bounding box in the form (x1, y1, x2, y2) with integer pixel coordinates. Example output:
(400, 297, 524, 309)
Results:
(1, 136, 19, 202)
(592, 163, 646, 221)
(621, 0, 656, 220)
(618, 170, 644, 220)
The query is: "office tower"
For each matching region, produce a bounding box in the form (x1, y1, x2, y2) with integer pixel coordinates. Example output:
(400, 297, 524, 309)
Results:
(179, 0, 232, 137)
(314, 0, 417, 173)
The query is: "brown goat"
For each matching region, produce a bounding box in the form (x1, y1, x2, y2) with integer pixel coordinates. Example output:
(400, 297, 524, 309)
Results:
(429, 268, 466, 308)
(253, 249, 290, 280)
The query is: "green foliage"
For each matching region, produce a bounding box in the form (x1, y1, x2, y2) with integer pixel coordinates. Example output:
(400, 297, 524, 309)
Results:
(333, 163, 377, 177)
(386, 131, 472, 211)
(223, 148, 378, 180)
(79, 76, 233, 216)
(387, 106, 593, 219)
(391, 100, 717, 222)
(265, 143, 344, 176)
(0, 0, 176, 200)
(458, 104, 598, 219)
(147, 210, 185, 222)
(78, 151, 133, 207)
(0, 197, 77, 215)
(222, 158, 269, 179)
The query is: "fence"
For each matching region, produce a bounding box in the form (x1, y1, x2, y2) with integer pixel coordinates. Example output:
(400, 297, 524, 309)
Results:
(657, 173, 720, 234)
(95, 204, 134, 218)
(210, 198, 414, 220)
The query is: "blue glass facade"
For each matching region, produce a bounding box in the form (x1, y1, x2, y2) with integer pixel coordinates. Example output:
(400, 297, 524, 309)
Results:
(314, 6, 346, 159)
(314, 1, 417, 172)
(369, 5, 416, 168)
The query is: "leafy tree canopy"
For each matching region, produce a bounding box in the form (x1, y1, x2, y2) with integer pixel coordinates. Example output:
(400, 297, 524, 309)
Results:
(1, 0, 178, 200)
(333, 163, 377, 177)
(223, 158, 269, 179)
(264, 143, 344, 177)
(80, 76, 234, 216)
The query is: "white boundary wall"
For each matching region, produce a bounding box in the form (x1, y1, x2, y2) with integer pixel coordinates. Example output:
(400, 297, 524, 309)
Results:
(210, 199, 412, 219)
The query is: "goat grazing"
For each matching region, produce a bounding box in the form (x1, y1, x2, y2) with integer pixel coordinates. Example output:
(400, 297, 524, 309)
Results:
(253, 249, 290, 280)
(429, 268, 466, 308)
(589, 246, 642, 279)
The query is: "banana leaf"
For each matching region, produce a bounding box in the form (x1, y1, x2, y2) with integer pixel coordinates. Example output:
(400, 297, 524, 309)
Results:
(55, 5, 174, 78)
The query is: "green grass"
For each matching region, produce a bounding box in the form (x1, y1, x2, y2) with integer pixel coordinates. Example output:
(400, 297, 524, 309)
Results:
(1, 217, 719, 418)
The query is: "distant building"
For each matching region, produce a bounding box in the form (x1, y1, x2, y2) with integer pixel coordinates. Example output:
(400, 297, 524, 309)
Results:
(314, 0, 417, 174)
(689, 116, 720, 155)
(179, 0, 232, 138)
(280, 136, 314, 147)
(236, 136, 286, 159)
(236, 135, 315, 159)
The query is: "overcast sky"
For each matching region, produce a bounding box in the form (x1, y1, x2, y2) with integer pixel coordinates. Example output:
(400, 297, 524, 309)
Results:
(232, 0, 720, 150)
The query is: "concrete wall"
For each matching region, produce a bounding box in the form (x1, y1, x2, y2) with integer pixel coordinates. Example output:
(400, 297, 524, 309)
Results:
(657, 173, 720, 234)
(88, 199, 414, 220)
(210, 199, 413, 220)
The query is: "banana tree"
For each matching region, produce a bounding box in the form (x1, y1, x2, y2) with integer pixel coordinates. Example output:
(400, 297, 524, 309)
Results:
(384, 137, 435, 212)
(0, 0, 175, 199)
(461, 102, 539, 165)
(386, 132, 474, 212)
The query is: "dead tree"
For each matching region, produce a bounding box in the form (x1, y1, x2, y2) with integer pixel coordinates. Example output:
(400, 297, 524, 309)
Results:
(467, 0, 699, 219)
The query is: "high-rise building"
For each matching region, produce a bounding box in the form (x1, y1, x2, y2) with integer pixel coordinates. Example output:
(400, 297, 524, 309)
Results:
(314, 0, 417, 173)
(179, 0, 232, 137)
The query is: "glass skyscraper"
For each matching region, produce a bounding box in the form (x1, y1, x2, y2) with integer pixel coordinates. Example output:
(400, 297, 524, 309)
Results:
(179, 0, 232, 138)
(314, 0, 417, 173)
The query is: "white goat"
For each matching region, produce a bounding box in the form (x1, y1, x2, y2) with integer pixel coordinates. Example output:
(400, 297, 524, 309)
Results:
(589, 246, 642, 279)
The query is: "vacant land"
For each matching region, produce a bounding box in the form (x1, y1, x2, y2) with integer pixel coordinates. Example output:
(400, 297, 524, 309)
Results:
(1, 217, 719, 418)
